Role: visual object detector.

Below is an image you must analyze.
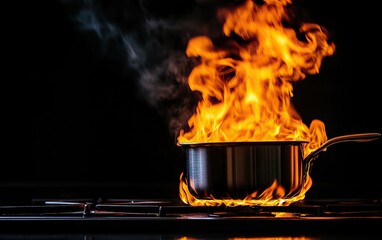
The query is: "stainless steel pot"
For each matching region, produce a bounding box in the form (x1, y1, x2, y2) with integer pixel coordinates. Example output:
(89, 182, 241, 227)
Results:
(180, 133, 381, 201)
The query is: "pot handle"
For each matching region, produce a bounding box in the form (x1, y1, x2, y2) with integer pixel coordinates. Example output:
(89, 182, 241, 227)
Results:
(303, 132, 381, 172)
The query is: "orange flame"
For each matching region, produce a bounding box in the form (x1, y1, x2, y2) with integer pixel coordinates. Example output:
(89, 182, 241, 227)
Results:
(177, 0, 334, 206)
(177, 237, 310, 240)
(178, 237, 310, 240)
(179, 172, 312, 207)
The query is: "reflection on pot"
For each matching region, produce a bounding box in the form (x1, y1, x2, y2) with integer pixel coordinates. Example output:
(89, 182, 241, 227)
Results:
(179, 133, 381, 206)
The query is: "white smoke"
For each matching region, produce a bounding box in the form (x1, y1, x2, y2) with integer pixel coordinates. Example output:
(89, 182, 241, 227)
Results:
(60, 0, 235, 137)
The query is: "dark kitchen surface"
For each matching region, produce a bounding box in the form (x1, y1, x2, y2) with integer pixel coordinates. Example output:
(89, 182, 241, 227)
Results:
(0, 197, 381, 239)
(2, 0, 382, 238)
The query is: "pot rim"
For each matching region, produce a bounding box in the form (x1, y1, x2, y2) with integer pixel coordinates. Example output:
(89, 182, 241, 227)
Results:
(179, 140, 309, 147)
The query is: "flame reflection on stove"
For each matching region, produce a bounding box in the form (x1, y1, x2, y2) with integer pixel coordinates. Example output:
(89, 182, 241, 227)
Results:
(177, 0, 334, 206)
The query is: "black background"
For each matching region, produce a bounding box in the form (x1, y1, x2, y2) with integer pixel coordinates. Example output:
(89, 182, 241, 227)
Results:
(3, 0, 381, 201)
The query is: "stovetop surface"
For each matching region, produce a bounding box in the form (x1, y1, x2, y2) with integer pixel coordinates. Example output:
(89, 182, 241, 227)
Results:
(1, 197, 381, 236)
(1, 197, 381, 217)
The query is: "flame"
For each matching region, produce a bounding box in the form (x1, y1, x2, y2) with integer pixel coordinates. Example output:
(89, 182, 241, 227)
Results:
(177, 0, 334, 206)
(179, 172, 312, 207)
(178, 237, 311, 240)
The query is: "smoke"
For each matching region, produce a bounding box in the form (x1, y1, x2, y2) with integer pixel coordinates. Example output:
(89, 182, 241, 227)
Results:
(60, 0, 239, 139)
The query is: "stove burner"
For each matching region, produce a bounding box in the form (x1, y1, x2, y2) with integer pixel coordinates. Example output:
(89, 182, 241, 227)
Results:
(1, 198, 381, 218)
(0, 197, 381, 236)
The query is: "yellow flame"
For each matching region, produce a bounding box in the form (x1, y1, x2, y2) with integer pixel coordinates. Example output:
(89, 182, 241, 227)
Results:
(178, 237, 311, 240)
(179, 173, 312, 207)
(177, 0, 334, 206)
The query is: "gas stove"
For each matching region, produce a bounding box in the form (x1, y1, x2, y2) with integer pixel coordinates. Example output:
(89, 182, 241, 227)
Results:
(1, 197, 381, 238)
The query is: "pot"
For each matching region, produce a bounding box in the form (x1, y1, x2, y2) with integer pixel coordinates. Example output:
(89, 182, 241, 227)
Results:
(180, 133, 381, 201)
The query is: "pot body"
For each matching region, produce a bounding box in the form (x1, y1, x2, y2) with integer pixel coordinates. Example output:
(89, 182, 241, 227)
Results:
(183, 141, 307, 200)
